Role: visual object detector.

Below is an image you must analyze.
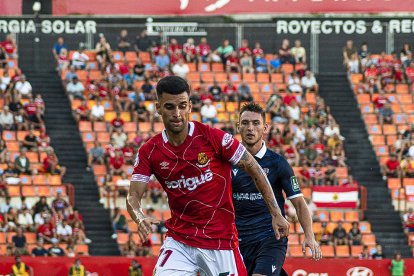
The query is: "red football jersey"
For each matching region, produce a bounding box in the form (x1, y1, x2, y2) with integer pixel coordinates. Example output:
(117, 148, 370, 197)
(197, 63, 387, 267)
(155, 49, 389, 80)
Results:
(132, 121, 246, 250)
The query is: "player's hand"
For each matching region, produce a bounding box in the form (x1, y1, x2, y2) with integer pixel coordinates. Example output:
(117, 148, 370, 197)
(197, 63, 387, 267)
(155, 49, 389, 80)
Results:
(272, 214, 290, 240)
(302, 236, 322, 261)
(137, 217, 160, 242)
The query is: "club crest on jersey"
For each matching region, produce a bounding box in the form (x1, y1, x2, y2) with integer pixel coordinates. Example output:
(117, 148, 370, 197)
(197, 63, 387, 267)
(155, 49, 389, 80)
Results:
(160, 161, 170, 170)
(197, 152, 210, 168)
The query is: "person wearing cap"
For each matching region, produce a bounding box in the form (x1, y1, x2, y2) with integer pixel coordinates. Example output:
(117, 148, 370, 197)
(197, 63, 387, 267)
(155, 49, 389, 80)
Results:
(66, 76, 85, 101)
(69, 259, 86, 276)
(11, 255, 32, 276)
(200, 98, 218, 126)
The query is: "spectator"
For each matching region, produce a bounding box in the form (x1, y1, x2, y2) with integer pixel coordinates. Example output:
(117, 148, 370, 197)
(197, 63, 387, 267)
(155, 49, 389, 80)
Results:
(73, 100, 90, 122)
(72, 220, 90, 244)
(17, 196, 31, 211)
(358, 42, 370, 70)
(208, 81, 222, 102)
(286, 100, 301, 122)
(24, 98, 43, 129)
(226, 51, 239, 73)
(4, 162, 20, 185)
(343, 39, 357, 65)
(52, 190, 70, 215)
(0, 105, 15, 130)
(172, 58, 190, 79)
(86, 141, 105, 170)
(95, 35, 112, 69)
(213, 39, 234, 69)
(287, 73, 303, 93)
(189, 89, 202, 112)
(37, 216, 55, 243)
(111, 127, 128, 148)
(0, 69, 11, 92)
(155, 48, 170, 72)
(33, 196, 51, 215)
(10, 255, 32, 276)
(17, 207, 33, 232)
(37, 128, 52, 152)
(48, 239, 65, 257)
(311, 164, 325, 185)
(133, 58, 146, 81)
(200, 99, 218, 126)
(372, 244, 385, 260)
(348, 221, 362, 245)
(67, 208, 83, 225)
(378, 102, 393, 126)
(111, 207, 129, 239)
(52, 37, 67, 62)
(15, 75, 32, 99)
(254, 53, 268, 73)
(91, 99, 105, 122)
(324, 164, 337, 185)
(240, 52, 254, 73)
(123, 68, 137, 88)
(316, 222, 331, 245)
(400, 43, 412, 64)
(223, 80, 238, 102)
(14, 149, 31, 175)
(34, 208, 49, 227)
(66, 76, 85, 101)
(69, 259, 87, 276)
(11, 227, 28, 255)
(389, 252, 405, 276)
(301, 70, 319, 93)
(71, 48, 89, 70)
(238, 81, 253, 102)
(167, 38, 183, 65)
(1, 34, 17, 59)
(196, 37, 212, 63)
(109, 150, 125, 175)
(31, 239, 48, 256)
(324, 122, 341, 138)
(347, 53, 360, 74)
(291, 39, 306, 64)
(279, 39, 294, 64)
(333, 221, 348, 246)
(56, 220, 72, 243)
(269, 53, 281, 73)
(401, 155, 414, 178)
(117, 29, 131, 53)
(359, 245, 371, 259)
(128, 260, 143, 276)
(140, 78, 155, 100)
(183, 38, 197, 63)
(135, 30, 152, 53)
(382, 153, 401, 178)
(0, 47, 7, 68)
(43, 149, 66, 176)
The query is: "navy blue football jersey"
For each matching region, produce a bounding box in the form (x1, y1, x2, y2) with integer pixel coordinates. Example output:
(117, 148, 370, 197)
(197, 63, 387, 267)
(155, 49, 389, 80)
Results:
(232, 143, 302, 245)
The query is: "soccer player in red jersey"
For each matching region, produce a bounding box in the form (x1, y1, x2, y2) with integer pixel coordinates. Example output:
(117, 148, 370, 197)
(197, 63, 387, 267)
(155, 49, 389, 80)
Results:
(127, 76, 289, 276)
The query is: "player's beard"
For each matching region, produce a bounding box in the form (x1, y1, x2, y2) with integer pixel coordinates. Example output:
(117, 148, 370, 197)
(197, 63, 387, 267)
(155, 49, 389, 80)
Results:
(243, 133, 262, 147)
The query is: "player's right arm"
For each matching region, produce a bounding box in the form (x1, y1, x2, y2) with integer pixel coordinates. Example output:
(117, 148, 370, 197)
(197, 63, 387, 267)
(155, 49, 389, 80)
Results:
(236, 150, 289, 239)
(127, 145, 159, 242)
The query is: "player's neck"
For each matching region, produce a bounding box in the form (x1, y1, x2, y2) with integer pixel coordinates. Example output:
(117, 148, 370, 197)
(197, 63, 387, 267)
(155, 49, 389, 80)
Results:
(242, 140, 263, 156)
(165, 124, 189, 146)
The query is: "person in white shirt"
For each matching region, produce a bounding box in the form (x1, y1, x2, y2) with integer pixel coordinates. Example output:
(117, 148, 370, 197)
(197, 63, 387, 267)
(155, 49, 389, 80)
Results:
(324, 122, 341, 138)
(71, 48, 89, 69)
(56, 220, 73, 242)
(301, 70, 319, 92)
(287, 73, 303, 93)
(0, 105, 14, 129)
(111, 128, 128, 148)
(18, 208, 34, 232)
(66, 76, 85, 101)
(286, 100, 301, 122)
(15, 75, 32, 98)
(200, 99, 218, 125)
(0, 196, 13, 213)
(291, 39, 306, 64)
(0, 71, 11, 92)
(91, 99, 105, 122)
(172, 58, 190, 79)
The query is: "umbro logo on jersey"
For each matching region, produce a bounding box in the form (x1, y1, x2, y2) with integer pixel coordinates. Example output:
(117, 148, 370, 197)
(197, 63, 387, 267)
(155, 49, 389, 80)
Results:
(232, 169, 239, 176)
(160, 161, 170, 170)
(272, 265, 277, 273)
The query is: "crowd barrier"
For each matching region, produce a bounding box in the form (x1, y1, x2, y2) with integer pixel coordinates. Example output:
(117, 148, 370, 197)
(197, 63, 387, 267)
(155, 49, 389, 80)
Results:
(0, 256, 414, 275)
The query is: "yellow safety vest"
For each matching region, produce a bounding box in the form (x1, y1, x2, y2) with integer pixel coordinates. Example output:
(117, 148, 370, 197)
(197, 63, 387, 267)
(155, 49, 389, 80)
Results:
(69, 265, 85, 276)
(12, 263, 28, 276)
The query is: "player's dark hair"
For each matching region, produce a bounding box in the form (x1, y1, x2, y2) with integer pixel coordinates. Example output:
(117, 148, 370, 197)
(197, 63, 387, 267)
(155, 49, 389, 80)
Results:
(240, 102, 266, 122)
(156, 76, 190, 99)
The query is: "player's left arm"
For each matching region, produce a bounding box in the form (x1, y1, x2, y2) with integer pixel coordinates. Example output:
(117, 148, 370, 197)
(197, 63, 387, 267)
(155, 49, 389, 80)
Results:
(236, 150, 289, 239)
(291, 197, 322, 260)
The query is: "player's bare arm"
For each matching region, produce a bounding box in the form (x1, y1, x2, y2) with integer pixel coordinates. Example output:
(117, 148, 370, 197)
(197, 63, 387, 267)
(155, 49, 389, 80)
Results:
(127, 181, 159, 242)
(236, 150, 290, 239)
(291, 197, 322, 261)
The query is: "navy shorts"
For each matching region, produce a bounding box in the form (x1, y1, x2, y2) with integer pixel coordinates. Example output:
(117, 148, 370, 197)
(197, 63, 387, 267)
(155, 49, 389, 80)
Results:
(239, 236, 288, 276)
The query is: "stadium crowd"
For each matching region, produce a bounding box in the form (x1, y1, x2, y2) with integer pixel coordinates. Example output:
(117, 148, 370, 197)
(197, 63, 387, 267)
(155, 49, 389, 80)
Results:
(0, 34, 90, 258)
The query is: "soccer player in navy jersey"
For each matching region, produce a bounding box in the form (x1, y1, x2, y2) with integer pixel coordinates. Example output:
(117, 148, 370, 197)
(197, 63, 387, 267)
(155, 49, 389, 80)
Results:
(232, 103, 322, 276)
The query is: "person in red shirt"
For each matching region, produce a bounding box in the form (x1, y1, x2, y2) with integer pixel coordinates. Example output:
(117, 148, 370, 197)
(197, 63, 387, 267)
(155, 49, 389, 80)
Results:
(37, 216, 56, 243)
(238, 39, 252, 57)
(43, 149, 66, 176)
(183, 38, 197, 63)
(128, 76, 288, 275)
(226, 51, 239, 73)
(298, 164, 311, 187)
(122, 142, 135, 165)
(223, 80, 239, 102)
(372, 91, 390, 111)
(391, 53, 404, 83)
(283, 91, 297, 106)
(110, 112, 125, 132)
(118, 59, 130, 76)
(196, 37, 212, 63)
(168, 38, 183, 65)
(0, 34, 17, 58)
(252, 42, 264, 58)
(405, 61, 414, 87)
(25, 98, 43, 129)
(74, 100, 90, 122)
(67, 208, 83, 225)
(109, 150, 125, 175)
(378, 61, 393, 88)
(382, 153, 401, 178)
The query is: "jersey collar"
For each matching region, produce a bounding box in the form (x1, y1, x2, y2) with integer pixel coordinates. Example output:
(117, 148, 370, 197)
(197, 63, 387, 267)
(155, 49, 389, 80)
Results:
(255, 141, 267, 159)
(162, 121, 195, 143)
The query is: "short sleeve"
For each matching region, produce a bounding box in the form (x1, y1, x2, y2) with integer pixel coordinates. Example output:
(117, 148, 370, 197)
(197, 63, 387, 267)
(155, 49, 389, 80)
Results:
(209, 127, 246, 165)
(131, 144, 152, 184)
(276, 156, 303, 200)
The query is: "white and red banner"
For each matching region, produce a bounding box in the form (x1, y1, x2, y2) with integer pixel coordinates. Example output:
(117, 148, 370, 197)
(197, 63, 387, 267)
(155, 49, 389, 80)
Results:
(312, 186, 359, 208)
(2, 257, 414, 275)
(50, 0, 414, 16)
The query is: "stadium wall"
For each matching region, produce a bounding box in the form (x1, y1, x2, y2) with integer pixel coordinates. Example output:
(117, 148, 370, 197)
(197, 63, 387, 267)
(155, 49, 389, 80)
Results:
(1, 256, 414, 275)
(1, 17, 414, 73)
